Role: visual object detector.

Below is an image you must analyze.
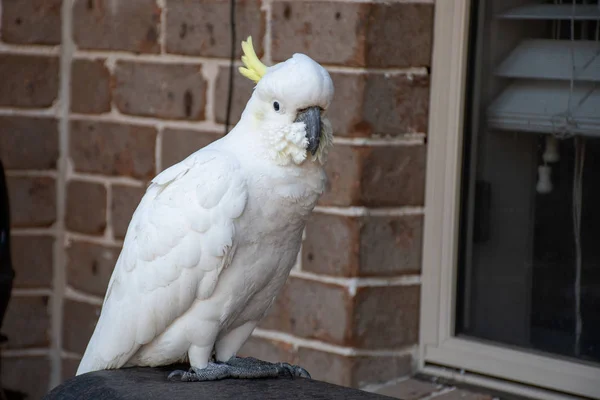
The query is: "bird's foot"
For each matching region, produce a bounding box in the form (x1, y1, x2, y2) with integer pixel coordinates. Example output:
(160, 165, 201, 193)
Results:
(167, 357, 311, 382)
(226, 356, 311, 379)
(168, 363, 231, 382)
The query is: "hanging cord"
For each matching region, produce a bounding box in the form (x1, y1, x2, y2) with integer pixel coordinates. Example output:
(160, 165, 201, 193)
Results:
(565, 1, 576, 135)
(224, 0, 237, 135)
(568, 0, 583, 357)
(550, 0, 577, 138)
(572, 136, 585, 357)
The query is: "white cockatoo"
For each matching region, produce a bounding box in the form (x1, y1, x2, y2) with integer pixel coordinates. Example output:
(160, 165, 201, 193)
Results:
(76, 37, 334, 382)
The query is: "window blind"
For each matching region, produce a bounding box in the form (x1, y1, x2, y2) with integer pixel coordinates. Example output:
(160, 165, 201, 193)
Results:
(487, 2, 600, 137)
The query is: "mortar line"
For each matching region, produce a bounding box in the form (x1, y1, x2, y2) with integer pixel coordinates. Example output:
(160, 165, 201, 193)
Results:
(11, 227, 56, 236)
(12, 288, 54, 297)
(64, 286, 104, 306)
(289, 270, 422, 289)
(323, 65, 429, 75)
(69, 172, 146, 187)
(252, 328, 418, 357)
(201, 61, 220, 125)
(0, 43, 60, 55)
(69, 111, 226, 132)
(5, 170, 58, 178)
(157, 0, 167, 54)
(65, 232, 124, 247)
(155, 126, 164, 175)
(262, 0, 273, 65)
(73, 49, 234, 65)
(333, 135, 426, 146)
(313, 205, 425, 217)
(2, 349, 52, 357)
(50, 0, 74, 388)
(0, 106, 58, 117)
(104, 182, 114, 241)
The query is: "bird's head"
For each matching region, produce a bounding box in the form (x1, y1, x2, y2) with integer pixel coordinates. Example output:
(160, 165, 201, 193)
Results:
(237, 37, 334, 166)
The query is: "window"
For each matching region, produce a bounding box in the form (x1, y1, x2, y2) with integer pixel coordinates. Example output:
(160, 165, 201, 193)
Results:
(420, 1, 600, 398)
(458, 0, 600, 364)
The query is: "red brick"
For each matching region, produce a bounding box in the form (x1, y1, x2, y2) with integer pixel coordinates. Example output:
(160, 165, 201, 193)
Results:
(73, 0, 160, 53)
(63, 300, 101, 354)
(7, 176, 56, 228)
(272, 2, 369, 66)
(66, 181, 107, 235)
(359, 215, 423, 276)
(214, 66, 256, 125)
(361, 146, 427, 207)
(67, 241, 119, 296)
(162, 129, 221, 170)
(238, 336, 296, 365)
(353, 354, 413, 388)
(327, 73, 429, 137)
(272, 2, 433, 68)
(302, 213, 360, 277)
(260, 277, 351, 345)
(303, 213, 423, 277)
(1, 0, 62, 45)
(3, 296, 51, 349)
(11, 235, 54, 288)
(70, 120, 156, 180)
(71, 59, 111, 114)
(0, 116, 59, 170)
(295, 348, 412, 388)
(261, 280, 419, 349)
(353, 286, 420, 349)
(114, 61, 207, 120)
(0, 55, 59, 108)
(319, 145, 362, 206)
(327, 73, 368, 137)
(296, 348, 352, 387)
(363, 74, 429, 136)
(112, 185, 145, 239)
(319, 145, 426, 207)
(2, 356, 51, 400)
(365, 3, 434, 68)
(62, 358, 81, 382)
(166, 0, 265, 58)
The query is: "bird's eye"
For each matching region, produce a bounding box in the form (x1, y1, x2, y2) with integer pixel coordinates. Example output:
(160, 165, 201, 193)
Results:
(273, 101, 280, 112)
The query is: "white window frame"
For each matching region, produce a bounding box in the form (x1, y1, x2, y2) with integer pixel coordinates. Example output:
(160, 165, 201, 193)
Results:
(418, 1, 600, 399)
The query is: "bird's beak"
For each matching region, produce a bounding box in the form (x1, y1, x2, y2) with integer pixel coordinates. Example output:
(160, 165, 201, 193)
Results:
(294, 106, 322, 155)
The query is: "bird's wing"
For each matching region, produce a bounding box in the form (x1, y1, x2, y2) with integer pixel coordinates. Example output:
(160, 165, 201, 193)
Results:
(77, 148, 248, 374)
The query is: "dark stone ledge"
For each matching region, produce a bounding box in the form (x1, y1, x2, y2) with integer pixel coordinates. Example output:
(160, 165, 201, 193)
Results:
(44, 364, 391, 400)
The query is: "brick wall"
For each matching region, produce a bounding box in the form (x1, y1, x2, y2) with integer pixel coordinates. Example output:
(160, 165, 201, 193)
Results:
(0, 0, 433, 397)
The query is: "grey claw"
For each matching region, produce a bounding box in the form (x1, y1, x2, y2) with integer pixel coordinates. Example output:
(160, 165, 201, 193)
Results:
(167, 369, 187, 381)
(278, 363, 311, 379)
(295, 366, 311, 379)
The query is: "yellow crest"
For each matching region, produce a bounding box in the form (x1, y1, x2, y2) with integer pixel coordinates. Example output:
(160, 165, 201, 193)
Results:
(239, 36, 267, 83)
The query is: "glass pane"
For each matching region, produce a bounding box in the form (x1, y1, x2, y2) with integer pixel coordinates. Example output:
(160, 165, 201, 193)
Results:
(456, 0, 600, 365)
